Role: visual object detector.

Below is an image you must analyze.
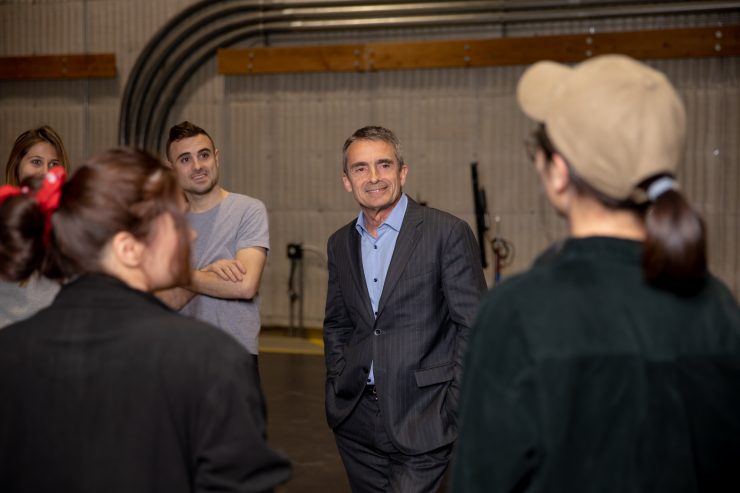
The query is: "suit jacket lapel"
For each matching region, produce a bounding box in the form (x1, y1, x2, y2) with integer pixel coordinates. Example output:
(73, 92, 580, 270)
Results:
(346, 221, 376, 324)
(376, 198, 423, 317)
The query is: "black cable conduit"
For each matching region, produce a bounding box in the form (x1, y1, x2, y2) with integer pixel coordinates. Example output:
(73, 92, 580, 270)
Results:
(119, 0, 740, 153)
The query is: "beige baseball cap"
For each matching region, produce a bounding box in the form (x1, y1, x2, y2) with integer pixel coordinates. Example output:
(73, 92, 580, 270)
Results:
(516, 54, 686, 202)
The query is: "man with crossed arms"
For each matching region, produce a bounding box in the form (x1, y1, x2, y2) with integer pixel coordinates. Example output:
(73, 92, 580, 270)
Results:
(158, 121, 268, 362)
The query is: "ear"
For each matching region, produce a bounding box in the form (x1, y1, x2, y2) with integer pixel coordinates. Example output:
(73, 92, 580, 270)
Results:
(214, 148, 220, 168)
(342, 174, 353, 193)
(399, 164, 409, 187)
(549, 154, 572, 194)
(164, 147, 174, 168)
(109, 231, 145, 269)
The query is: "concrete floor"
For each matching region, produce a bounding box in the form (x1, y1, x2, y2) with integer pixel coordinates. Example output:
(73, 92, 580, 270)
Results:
(259, 336, 451, 492)
(260, 338, 351, 492)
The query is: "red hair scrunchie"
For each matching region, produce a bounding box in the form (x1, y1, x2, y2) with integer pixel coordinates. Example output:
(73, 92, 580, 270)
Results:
(35, 167, 66, 244)
(0, 184, 28, 204)
(0, 167, 66, 245)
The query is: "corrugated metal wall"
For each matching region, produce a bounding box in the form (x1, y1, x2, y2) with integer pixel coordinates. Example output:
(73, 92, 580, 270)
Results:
(1, 1, 738, 328)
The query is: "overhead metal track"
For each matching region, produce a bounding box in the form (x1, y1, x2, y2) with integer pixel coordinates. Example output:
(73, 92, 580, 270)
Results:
(119, 0, 740, 153)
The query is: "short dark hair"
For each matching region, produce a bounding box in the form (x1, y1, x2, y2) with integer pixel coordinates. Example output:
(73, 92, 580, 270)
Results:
(342, 126, 404, 174)
(166, 121, 215, 161)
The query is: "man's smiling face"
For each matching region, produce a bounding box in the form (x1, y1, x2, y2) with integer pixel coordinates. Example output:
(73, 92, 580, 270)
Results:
(342, 139, 408, 216)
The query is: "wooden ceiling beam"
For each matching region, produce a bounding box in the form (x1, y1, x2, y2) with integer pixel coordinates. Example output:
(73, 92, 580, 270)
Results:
(0, 54, 116, 81)
(219, 25, 739, 75)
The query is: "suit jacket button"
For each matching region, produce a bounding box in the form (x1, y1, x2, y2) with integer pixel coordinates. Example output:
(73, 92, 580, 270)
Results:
(374, 329, 381, 335)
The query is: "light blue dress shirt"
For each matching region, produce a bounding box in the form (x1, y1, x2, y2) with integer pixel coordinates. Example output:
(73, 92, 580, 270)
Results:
(355, 193, 408, 385)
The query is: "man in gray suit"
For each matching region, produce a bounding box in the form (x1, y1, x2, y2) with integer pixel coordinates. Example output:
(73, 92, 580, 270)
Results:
(324, 126, 487, 492)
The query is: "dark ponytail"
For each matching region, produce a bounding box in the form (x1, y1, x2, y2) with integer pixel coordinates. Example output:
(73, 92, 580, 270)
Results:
(0, 183, 46, 282)
(535, 124, 708, 293)
(641, 180, 707, 293)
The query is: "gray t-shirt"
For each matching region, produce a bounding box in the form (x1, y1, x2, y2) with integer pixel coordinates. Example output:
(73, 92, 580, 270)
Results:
(180, 193, 269, 354)
(0, 276, 60, 329)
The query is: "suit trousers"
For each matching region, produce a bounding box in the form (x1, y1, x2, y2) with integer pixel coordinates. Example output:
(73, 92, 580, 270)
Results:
(334, 388, 451, 493)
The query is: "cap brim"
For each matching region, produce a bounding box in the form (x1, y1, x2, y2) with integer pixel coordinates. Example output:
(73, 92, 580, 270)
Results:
(517, 61, 572, 122)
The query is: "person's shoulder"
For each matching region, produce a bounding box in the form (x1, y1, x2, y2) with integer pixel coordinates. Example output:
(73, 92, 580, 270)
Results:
(479, 253, 561, 313)
(119, 309, 256, 390)
(0, 288, 246, 363)
(328, 218, 357, 243)
(698, 274, 740, 315)
(486, 268, 540, 301)
(408, 201, 470, 232)
(471, 268, 554, 352)
(411, 201, 455, 221)
(705, 274, 738, 300)
(224, 193, 269, 234)
(226, 192, 265, 210)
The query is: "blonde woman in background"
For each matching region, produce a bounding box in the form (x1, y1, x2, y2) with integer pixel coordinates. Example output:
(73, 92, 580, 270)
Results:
(1, 125, 71, 328)
(4, 125, 70, 185)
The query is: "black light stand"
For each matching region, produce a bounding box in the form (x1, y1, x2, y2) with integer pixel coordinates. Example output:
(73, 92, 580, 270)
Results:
(287, 243, 304, 337)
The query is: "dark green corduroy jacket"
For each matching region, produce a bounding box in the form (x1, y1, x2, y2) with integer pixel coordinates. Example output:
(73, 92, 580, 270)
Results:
(452, 237, 740, 493)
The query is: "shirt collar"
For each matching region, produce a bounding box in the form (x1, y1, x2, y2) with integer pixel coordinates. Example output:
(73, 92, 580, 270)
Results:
(356, 193, 408, 235)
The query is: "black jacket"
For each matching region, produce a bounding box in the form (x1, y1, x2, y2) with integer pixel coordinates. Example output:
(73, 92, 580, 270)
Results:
(0, 274, 291, 492)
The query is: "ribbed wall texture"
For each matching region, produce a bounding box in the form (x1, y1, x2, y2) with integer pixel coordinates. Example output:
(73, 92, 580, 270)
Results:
(0, 1, 738, 329)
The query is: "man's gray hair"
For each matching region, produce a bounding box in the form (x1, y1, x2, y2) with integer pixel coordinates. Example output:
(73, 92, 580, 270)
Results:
(342, 126, 404, 174)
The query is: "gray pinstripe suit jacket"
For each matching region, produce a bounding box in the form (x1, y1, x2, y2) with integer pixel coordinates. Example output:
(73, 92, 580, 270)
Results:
(324, 197, 487, 455)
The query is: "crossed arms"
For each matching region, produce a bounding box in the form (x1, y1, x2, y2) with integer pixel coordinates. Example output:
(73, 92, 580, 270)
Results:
(156, 246, 267, 310)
